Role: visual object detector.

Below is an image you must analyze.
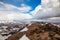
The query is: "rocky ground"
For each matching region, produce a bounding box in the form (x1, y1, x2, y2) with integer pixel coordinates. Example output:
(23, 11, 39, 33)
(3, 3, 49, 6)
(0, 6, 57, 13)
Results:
(0, 22, 29, 40)
(0, 22, 60, 40)
(5, 22, 60, 40)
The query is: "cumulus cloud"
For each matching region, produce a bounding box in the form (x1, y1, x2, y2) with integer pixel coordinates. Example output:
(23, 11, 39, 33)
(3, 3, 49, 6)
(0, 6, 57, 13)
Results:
(0, 2, 32, 21)
(31, 0, 60, 19)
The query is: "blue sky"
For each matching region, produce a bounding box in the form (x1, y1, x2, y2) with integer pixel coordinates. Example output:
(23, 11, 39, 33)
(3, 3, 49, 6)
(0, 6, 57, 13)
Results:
(0, 0, 41, 11)
(0, 0, 60, 23)
(0, 0, 41, 21)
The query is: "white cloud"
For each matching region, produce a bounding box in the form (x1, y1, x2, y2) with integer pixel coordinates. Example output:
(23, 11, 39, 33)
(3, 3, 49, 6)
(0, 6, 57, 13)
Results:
(18, 4, 31, 12)
(31, 0, 60, 19)
(48, 17, 60, 20)
(31, 5, 42, 15)
(0, 0, 60, 22)
(0, 2, 31, 12)
(0, 11, 32, 21)
(0, 2, 32, 21)
(43, 17, 60, 23)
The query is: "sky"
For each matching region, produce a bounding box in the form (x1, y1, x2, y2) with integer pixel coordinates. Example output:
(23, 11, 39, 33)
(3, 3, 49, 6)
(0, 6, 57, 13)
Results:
(0, 0, 60, 23)
(0, 0, 41, 21)
(32, 0, 60, 18)
(0, 0, 41, 11)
